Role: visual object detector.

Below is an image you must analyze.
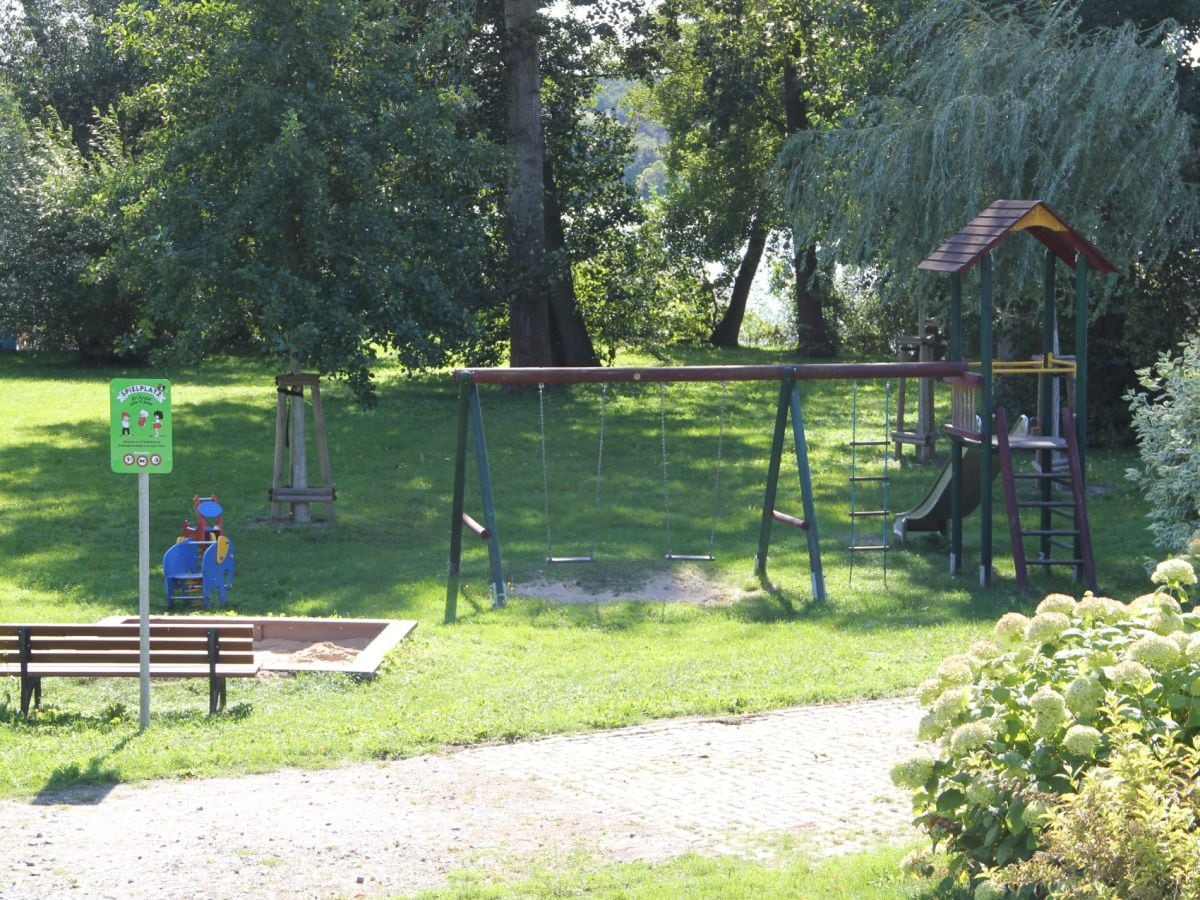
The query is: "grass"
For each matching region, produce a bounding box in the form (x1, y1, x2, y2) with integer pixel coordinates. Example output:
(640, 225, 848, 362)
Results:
(418, 843, 971, 898)
(0, 346, 1162, 802)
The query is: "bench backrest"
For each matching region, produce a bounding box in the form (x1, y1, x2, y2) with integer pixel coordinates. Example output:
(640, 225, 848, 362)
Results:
(0, 622, 256, 667)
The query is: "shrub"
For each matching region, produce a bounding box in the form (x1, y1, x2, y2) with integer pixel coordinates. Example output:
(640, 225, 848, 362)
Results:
(1126, 333, 1200, 553)
(894, 564, 1200, 886)
(996, 734, 1200, 899)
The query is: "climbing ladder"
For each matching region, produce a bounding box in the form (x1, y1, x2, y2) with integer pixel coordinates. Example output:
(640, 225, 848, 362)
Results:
(994, 405, 1096, 594)
(849, 382, 892, 585)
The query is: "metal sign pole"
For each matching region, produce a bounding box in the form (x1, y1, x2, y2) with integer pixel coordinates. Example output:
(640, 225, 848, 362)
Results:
(139, 471, 150, 729)
(109, 378, 173, 730)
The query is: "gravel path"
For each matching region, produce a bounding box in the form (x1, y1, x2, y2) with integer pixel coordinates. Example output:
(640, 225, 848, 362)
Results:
(2, 697, 924, 898)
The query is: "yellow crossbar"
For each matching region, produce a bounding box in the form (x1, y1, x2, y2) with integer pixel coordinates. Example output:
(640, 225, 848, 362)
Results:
(968, 354, 1076, 377)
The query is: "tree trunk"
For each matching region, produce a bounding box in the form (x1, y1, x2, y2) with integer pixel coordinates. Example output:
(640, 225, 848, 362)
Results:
(505, 0, 554, 367)
(543, 156, 599, 366)
(784, 51, 834, 358)
(710, 212, 768, 347)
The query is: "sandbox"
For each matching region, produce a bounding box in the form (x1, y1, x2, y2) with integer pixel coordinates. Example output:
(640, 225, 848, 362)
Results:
(101, 616, 416, 675)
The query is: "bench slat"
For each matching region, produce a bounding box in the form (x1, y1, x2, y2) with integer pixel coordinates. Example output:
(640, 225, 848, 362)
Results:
(0, 623, 254, 637)
(1, 636, 254, 652)
(0, 664, 259, 677)
(4, 650, 256, 665)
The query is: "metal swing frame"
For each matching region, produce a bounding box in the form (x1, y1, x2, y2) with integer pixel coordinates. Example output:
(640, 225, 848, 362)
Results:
(444, 362, 966, 623)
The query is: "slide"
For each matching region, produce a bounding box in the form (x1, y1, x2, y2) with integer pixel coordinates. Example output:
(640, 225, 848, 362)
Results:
(893, 416, 1027, 541)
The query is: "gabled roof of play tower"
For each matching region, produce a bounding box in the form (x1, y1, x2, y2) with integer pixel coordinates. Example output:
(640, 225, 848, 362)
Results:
(918, 199, 1117, 275)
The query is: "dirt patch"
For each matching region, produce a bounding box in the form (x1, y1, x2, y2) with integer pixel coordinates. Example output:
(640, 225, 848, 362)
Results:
(514, 569, 754, 606)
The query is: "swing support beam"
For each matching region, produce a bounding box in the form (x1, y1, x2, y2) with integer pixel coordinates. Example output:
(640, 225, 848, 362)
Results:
(445, 362, 967, 623)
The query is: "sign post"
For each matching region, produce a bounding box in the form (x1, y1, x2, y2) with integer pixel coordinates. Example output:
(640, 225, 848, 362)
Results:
(110, 379, 173, 729)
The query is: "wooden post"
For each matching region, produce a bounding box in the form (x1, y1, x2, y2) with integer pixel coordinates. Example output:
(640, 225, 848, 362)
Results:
(445, 380, 472, 624)
(979, 255, 994, 587)
(949, 272, 964, 575)
(270, 374, 336, 523)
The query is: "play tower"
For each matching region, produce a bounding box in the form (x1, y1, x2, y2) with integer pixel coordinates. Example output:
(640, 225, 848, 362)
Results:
(913, 199, 1116, 589)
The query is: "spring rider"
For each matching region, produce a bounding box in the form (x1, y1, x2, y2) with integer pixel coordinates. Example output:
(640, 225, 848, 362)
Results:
(163, 496, 236, 607)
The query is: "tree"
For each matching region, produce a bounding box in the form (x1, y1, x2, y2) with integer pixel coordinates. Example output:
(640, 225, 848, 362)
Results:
(0, 0, 145, 152)
(106, 0, 499, 399)
(783, 1, 1197, 305)
(0, 88, 136, 358)
(469, 2, 641, 366)
(630, 0, 895, 353)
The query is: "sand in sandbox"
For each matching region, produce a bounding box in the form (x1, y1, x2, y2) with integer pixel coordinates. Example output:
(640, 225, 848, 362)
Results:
(255, 637, 372, 667)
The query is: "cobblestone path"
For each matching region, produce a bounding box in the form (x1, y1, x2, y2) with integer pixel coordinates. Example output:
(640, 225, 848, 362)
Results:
(2, 697, 924, 898)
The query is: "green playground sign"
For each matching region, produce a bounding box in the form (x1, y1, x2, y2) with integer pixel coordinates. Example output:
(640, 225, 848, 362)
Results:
(110, 378, 173, 474)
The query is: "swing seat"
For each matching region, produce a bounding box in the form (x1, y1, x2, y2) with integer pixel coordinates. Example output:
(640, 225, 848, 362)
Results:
(665, 553, 715, 562)
(547, 555, 595, 564)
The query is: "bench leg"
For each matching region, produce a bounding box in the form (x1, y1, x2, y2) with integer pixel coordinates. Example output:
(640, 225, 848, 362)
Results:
(209, 676, 227, 714)
(20, 676, 40, 716)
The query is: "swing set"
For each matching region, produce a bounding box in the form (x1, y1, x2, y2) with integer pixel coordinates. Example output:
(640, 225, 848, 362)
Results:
(445, 361, 965, 623)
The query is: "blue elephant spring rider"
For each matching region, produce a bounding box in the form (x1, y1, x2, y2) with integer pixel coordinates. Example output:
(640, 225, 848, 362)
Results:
(163, 496, 235, 607)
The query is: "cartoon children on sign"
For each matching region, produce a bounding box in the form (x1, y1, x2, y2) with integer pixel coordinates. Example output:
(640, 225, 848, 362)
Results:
(110, 379, 173, 474)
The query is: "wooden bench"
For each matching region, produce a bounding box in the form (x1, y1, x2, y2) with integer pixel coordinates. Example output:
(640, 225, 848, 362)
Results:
(0, 622, 259, 715)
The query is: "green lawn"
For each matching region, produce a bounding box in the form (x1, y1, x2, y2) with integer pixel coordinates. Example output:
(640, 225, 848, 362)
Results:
(0, 347, 1160, 802)
(419, 844, 970, 899)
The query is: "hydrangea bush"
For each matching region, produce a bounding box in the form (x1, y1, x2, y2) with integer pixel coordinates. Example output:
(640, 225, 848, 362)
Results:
(892, 559, 1200, 885)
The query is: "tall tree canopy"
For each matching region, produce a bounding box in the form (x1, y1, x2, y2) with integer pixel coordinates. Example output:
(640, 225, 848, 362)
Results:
(782, 0, 1198, 305)
(630, 0, 896, 352)
(104, 0, 498, 398)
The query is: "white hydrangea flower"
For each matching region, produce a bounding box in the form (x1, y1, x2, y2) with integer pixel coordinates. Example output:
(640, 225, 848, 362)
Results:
(1064, 675, 1104, 716)
(1036, 593, 1076, 616)
(937, 655, 976, 686)
(1105, 659, 1153, 689)
(1144, 609, 1186, 636)
(1186, 635, 1200, 665)
(1129, 633, 1184, 670)
(1063, 724, 1103, 758)
(969, 638, 1003, 661)
(1030, 687, 1067, 718)
(1076, 594, 1126, 623)
(917, 713, 942, 742)
(950, 718, 998, 755)
(932, 686, 972, 726)
(1130, 591, 1181, 614)
(994, 612, 1031, 644)
(890, 753, 936, 789)
(916, 678, 942, 706)
(1031, 687, 1068, 738)
(1033, 712, 1064, 739)
(1152, 558, 1198, 588)
(1026, 612, 1070, 644)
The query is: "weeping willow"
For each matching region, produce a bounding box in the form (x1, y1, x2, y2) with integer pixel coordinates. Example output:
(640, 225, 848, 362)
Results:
(781, 0, 1198, 313)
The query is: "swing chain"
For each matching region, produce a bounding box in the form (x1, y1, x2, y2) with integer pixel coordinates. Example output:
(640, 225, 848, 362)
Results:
(706, 381, 728, 559)
(538, 382, 554, 560)
(659, 383, 672, 558)
(590, 383, 608, 560)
